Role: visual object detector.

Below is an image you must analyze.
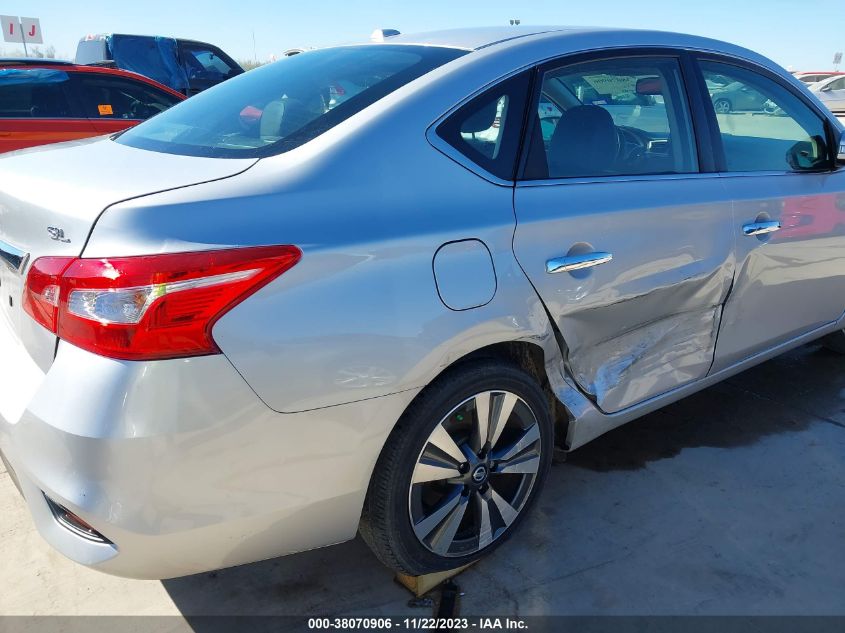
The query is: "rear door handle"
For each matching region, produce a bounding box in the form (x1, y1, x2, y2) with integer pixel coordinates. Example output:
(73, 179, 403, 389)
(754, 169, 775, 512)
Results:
(546, 251, 613, 274)
(742, 220, 781, 236)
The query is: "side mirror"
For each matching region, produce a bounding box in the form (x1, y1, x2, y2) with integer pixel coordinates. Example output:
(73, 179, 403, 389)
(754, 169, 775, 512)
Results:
(838, 133, 845, 165)
(786, 135, 828, 171)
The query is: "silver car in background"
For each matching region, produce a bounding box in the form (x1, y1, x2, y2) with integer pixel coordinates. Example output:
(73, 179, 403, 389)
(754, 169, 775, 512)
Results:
(2, 26, 845, 579)
(812, 74, 845, 114)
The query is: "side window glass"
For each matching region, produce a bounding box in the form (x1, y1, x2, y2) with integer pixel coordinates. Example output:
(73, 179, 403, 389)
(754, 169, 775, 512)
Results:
(436, 72, 531, 180)
(523, 56, 698, 180)
(182, 46, 238, 80)
(0, 68, 74, 118)
(75, 75, 181, 120)
(701, 61, 830, 172)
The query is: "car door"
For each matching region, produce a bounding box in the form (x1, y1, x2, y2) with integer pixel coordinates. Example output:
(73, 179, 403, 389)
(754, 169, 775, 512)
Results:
(70, 70, 184, 135)
(513, 51, 736, 414)
(0, 67, 95, 153)
(695, 58, 845, 371)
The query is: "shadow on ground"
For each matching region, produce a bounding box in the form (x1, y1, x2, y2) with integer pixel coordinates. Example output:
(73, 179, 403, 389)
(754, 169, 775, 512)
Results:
(569, 344, 845, 472)
(162, 343, 845, 623)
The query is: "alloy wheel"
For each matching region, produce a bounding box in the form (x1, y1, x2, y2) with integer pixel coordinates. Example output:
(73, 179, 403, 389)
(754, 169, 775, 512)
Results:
(408, 390, 542, 557)
(714, 99, 731, 114)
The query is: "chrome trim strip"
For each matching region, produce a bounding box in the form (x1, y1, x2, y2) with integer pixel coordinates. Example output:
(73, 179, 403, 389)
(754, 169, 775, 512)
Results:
(547, 251, 613, 274)
(0, 239, 29, 275)
(518, 172, 721, 187)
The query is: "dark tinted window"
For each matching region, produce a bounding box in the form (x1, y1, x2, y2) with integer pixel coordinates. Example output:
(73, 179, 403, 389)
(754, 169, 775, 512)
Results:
(116, 45, 466, 158)
(74, 74, 182, 120)
(0, 68, 76, 118)
(701, 61, 830, 172)
(180, 44, 240, 81)
(435, 72, 531, 180)
(523, 56, 697, 180)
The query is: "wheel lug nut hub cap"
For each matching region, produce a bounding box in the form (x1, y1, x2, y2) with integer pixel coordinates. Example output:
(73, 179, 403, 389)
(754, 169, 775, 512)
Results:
(471, 464, 488, 484)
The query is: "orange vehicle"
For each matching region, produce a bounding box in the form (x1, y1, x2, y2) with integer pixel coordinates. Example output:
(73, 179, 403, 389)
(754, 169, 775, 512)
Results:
(0, 59, 185, 153)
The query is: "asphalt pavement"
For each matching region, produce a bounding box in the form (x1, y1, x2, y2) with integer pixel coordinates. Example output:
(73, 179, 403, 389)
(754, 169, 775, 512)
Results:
(1, 342, 844, 619)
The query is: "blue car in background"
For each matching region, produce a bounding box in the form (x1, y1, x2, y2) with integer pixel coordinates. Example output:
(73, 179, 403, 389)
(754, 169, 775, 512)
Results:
(75, 33, 244, 95)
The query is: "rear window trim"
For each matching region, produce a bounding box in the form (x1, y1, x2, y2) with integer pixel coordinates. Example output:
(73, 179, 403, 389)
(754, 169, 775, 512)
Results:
(426, 66, 537, 187)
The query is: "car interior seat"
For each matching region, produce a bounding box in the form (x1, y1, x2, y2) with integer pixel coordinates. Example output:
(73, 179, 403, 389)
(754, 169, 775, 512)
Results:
(547, 104, 617, 177)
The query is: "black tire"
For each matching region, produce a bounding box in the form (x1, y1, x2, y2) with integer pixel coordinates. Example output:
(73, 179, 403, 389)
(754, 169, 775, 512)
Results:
(714, 98, 732, 114)
(359, 359, 553, 575)
(822, 329, 845, 354)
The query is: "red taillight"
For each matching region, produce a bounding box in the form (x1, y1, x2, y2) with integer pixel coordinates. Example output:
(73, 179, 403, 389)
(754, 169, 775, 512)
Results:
(23, 246, 301, 361)
(22, 256, 75, 333)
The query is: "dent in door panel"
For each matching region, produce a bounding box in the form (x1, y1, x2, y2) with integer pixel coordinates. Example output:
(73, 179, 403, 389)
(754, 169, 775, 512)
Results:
(569, 306, 721, 413)
(561, 265, 730, 413)
(513, 177, 736, 416)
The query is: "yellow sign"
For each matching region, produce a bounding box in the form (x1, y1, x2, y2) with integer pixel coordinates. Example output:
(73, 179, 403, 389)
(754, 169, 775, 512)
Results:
(97, 104, 113, 116)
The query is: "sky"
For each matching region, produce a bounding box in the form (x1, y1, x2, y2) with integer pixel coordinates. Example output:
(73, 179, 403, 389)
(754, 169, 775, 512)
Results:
(1, 0, 843, 71)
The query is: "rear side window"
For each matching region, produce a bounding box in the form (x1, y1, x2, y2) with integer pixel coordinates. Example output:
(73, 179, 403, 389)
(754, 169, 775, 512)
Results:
(0, 68, 75, 118)
(435, 71, 531, 180)
(522, 56, 698, 180)
(701, 61, 830, 172)
(116, 45, 466, 158)
(74, 74, 182, 120)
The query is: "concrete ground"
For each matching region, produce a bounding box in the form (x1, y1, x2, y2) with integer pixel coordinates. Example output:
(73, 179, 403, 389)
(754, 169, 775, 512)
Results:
(1, 342, 844, 618)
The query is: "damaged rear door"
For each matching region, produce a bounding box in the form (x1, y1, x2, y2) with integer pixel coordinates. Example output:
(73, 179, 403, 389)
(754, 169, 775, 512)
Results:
(513, 51, 735, 414)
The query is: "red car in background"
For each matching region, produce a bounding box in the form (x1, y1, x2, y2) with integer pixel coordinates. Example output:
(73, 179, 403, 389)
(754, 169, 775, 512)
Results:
(0, 59, 184, 153)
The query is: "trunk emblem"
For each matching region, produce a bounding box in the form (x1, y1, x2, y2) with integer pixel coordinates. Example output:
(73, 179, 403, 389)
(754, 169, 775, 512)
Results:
(47, 227, 71, 243)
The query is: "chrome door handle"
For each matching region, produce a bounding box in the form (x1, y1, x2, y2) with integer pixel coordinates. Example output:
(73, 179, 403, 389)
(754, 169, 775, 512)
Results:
(546, 251, 613, 274)
(742, 220, 781, 236)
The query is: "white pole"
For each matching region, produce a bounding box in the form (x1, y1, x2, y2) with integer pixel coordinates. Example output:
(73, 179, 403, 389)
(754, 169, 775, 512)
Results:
(19, 18, 28, 57)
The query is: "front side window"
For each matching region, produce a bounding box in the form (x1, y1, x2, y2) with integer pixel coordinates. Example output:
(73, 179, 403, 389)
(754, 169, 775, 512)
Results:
(180, 44, 240, 81)
(116, 45, 466, 158)
(523, 56, 698, 179)
(74, 74, 182, 120)
(435, 72, 531, 180)
(701, 60, 830, 172)
(823, 77, 845, 91)
(0, 68, 75, 118)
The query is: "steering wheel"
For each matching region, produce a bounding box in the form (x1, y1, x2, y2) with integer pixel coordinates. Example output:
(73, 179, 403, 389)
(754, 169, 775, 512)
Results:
(128, 100, 147, 120)
(615, 126, 648, 168)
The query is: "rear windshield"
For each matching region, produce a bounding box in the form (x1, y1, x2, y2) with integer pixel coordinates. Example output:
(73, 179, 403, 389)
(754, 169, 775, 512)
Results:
(115, 45, 467, 158)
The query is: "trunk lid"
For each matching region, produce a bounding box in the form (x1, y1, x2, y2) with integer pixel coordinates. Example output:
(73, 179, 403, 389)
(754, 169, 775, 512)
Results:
(0, 135, 256, 371)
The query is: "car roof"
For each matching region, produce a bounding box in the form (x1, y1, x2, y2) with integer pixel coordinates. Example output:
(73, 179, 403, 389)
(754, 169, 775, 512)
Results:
(385, 26, 582, 50)
(381, 26, 769, 60)
(371, 26, 786, 79)
(0, 58, 75, 67)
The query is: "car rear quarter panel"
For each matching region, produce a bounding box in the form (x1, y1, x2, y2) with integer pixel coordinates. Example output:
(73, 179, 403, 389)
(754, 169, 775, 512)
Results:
(81, 57, 560, 413)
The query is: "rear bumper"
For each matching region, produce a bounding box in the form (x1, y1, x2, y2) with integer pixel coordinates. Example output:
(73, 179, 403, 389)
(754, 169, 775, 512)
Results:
(0, 334, 417, 579)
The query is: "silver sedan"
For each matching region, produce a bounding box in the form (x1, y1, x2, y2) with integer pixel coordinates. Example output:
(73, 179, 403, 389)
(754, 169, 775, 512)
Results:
(1, 26, 845, 579)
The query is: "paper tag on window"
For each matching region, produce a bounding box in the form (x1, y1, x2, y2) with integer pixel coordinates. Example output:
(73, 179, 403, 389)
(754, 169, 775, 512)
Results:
(97, 104, 113, 116)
